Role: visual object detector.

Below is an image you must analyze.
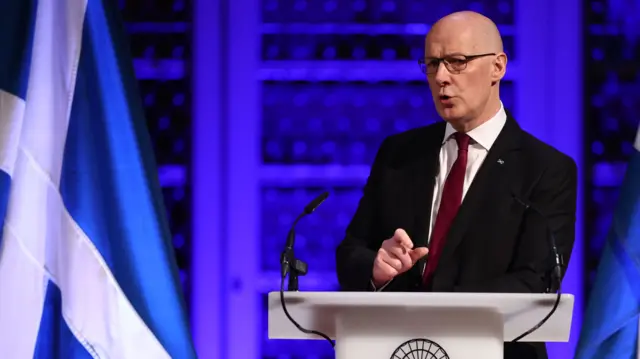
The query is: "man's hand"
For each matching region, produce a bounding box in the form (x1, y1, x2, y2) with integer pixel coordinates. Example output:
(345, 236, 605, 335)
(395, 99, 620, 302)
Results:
(372, 228, 428, 287)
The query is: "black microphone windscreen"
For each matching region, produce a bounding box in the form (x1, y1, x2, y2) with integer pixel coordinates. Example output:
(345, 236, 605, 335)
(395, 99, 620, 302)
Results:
(304, 191, 329, 214)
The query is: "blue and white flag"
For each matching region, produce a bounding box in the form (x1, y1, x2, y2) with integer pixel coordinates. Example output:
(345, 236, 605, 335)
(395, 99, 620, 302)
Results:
(0, 1, 196, 358)
(574, 125, 640, 359)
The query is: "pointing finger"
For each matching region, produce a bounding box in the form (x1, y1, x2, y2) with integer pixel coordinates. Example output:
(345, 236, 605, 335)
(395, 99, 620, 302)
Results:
(393, 228, 414, 250)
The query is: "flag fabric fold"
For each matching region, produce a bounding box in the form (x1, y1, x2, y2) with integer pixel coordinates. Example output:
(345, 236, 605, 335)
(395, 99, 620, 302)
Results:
(574, 125, 640, 359)
(0, 0, 196, 358)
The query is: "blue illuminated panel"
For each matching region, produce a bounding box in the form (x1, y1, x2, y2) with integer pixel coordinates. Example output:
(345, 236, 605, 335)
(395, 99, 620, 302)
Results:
(139, 80, 190, 165)
(585, 0, 640, 291)
(121, 0, 189, 22)
(120, 0, 192, 305)
(138, 78, 192, 300)
(163, 186, 190, 292)
(262, 80, 515, 166)
(261, 0, 514, 24)
(262, 33, 515, 61)
(128, 33, 190, 60)
(261, 186, 364, 274)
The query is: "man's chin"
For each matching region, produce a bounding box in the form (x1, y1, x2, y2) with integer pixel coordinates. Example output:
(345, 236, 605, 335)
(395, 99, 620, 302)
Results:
(437, 106, 463, 122)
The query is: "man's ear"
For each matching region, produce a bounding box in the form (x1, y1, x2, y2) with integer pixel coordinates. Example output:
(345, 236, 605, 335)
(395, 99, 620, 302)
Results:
(491, 52, 508, 82)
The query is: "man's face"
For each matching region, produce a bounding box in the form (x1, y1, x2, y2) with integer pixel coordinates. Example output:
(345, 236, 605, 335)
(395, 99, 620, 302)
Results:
(423, 29, 496, 124)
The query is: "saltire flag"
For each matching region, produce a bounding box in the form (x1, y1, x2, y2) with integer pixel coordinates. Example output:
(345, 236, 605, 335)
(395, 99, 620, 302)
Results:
(0, 1, 197, 358)
(574, 123, 640, 359)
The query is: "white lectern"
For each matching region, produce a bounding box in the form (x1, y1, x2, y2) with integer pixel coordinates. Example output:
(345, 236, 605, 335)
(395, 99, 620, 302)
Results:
(268, 291, 574, 359)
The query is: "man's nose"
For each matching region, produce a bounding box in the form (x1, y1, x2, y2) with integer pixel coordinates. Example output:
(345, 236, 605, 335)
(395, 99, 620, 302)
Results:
(434, 62, 451, 86)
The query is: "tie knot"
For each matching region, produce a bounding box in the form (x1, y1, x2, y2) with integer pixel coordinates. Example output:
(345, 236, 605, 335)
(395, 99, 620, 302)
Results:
(454, 132, 471, 151)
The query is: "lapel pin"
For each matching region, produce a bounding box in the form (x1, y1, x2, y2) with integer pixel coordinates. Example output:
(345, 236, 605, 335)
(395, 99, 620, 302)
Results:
(497, 159, 504, 165)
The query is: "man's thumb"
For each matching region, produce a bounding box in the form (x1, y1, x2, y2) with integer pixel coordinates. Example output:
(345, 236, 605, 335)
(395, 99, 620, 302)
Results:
(410, 247, 429, 262)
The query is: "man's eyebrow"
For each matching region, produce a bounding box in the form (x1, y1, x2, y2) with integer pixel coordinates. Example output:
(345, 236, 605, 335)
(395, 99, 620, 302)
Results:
(424, 52, 466, 58)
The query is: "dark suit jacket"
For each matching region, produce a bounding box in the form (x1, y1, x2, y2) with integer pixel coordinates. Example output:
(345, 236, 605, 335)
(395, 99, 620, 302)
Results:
(335, 111, 578, 359)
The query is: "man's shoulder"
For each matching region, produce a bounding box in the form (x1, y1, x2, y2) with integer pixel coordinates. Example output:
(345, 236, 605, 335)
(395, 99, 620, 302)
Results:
(379, 121, 445, 153)
(518, 129, 576, 169)
(370, 122, 445, 167)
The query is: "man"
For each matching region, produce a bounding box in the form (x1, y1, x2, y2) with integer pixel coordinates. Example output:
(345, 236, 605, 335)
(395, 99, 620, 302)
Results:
(335, 11, 577, 359)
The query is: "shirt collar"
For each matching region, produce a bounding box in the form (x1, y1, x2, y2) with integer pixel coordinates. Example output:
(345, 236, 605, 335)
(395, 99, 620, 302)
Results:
(442, 102, 507, 150)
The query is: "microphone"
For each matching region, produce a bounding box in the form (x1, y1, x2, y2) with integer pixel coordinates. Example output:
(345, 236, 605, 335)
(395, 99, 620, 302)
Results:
(280, 191, 329, 289)
(511, 194, 563, 293)
(510, 192, 563, 342)
(304, 191, 329, 215)
(279, 191, 335, 349)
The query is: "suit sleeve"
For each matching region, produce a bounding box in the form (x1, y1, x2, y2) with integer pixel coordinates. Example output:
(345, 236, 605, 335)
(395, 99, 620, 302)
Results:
(454, 155, 578, 293)
(335, 138, 390, 291)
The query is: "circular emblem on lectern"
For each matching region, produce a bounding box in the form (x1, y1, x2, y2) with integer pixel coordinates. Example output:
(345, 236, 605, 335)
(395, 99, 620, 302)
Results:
(390, 338, 450, 359)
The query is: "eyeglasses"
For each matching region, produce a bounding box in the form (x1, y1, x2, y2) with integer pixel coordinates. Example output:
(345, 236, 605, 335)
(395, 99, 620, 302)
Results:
(418, 53, 496, 74)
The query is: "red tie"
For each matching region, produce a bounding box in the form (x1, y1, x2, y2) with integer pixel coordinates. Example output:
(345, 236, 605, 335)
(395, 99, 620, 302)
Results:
(422, 132, 471, 287)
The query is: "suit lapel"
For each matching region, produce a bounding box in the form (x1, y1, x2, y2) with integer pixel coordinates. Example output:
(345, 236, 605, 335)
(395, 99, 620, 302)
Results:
(437, 114, 523, 266)
(407, 122, 446, 249)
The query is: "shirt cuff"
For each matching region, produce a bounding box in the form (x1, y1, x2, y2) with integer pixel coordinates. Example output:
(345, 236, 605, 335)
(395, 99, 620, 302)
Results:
(370, 279, 392, 291)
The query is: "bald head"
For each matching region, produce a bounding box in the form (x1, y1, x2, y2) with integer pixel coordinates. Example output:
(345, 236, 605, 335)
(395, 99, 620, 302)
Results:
(422, 11, 508, 132)
(427, 11, 504, 54)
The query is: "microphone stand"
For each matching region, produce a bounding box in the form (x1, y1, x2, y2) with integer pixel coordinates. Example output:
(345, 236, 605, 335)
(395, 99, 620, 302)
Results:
(277, 191, 335, 349)
(512, 195, 564, 293)
(280, 191, 328, 291)
(281, 227, 308, 291)
(545, 224, 563, 294)
(510, 193, 564, 342)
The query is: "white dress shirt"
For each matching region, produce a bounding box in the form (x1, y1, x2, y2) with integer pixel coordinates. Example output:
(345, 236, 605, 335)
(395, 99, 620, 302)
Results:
(372, 102, 507, 290)
(427, 103, 507, 243)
